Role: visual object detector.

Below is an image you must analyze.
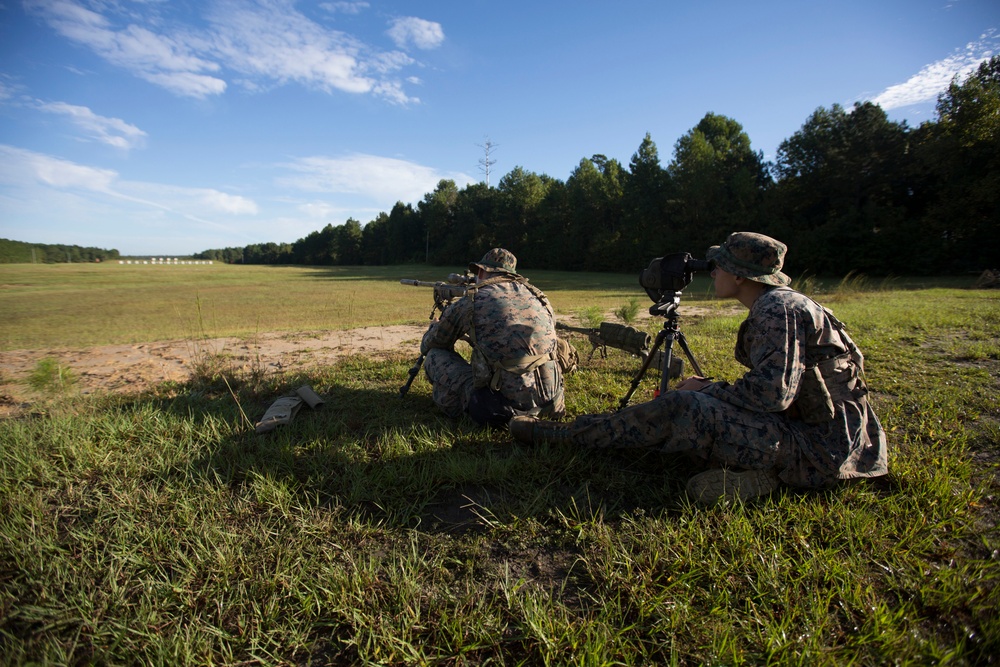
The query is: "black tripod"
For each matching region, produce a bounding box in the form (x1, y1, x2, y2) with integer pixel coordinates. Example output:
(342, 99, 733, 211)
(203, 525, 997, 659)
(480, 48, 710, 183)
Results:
(617, 291, 705, 410)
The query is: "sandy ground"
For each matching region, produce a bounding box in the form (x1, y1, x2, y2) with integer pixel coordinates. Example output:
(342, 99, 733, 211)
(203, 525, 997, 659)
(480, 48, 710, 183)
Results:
(0, 325, 428, 412)
(0, 306, 731, 416)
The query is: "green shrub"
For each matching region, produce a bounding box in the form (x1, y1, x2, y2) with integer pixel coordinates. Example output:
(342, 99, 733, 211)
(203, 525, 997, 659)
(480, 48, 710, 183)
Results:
(613, 297, 641, 324)
(577, 305, 604, 329)
(28, 358, 76, 394)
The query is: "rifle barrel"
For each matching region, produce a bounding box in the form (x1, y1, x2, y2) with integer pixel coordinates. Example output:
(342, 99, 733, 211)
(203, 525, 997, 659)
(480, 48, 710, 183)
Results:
(556, 322, 595, 335)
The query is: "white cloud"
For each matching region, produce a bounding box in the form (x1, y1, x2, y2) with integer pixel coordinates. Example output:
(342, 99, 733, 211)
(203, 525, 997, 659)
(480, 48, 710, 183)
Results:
(205, 0, 375, 95)
(25, 0, 430, 104)
(277, 153, 473, 204)
(196, 189, 260, 215)
(143, 71, 228, 98)
(297, 200, 379, 222)
(0, 144, 257, 218)
(24, 0, 227, 99)
(0, 144, 119, 190)
(387, 16, 445, 50)
(320, 2, 370, 15)
(872, 30, 999, 110)
(299, 201, 341, 219)
(36, 101, 148, 150)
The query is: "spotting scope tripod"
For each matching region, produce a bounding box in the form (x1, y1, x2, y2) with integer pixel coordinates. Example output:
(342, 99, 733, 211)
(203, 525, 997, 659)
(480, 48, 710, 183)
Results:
(617, 291, 705, 410)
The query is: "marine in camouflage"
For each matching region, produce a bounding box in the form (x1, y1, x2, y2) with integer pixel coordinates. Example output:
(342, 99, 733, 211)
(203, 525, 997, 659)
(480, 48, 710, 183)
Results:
(560, 286, 887, 487)
(542, 232, 888, 490)
(421, 249, 565, 425)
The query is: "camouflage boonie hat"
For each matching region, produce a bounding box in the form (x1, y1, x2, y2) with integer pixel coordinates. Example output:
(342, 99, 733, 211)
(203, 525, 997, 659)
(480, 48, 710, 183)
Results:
(470, 248, 518, 275)
(707, 232, 791, 286)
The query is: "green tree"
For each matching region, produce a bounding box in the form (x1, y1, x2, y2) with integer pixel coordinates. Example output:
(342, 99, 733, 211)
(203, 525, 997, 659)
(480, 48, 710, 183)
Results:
(911, 55, 1000, 270)
(384, 202, 422, 264)
(361, 213, 389, 265)
(420, 180, 461, 265)
(563, 155, 626, 271)
(336, 219, 364, 265)
(620, 133, 667, 270)
(453, 183, 501, 261)
(772, 102, 909, 273)
(669, 113, 770, 256)
(495, 166, 552, 265)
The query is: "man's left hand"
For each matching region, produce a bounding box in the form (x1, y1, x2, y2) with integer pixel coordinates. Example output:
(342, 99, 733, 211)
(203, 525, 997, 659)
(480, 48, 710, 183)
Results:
(674, 376, 713, 391)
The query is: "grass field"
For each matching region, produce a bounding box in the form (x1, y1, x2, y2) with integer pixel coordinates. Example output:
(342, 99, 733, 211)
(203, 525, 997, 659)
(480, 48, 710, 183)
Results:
(0, 263, 660, 351)
(1, 263, 998, 665)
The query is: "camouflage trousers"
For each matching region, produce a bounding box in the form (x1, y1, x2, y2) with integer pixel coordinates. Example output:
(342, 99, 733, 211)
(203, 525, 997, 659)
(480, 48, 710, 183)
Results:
(423, 349, 475, 419)
(423, 348, 564, 426)
(568, 390, 807, 483)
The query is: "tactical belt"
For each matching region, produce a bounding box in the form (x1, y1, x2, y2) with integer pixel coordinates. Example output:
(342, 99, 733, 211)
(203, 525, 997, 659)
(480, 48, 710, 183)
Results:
(489, 350, 558, 391)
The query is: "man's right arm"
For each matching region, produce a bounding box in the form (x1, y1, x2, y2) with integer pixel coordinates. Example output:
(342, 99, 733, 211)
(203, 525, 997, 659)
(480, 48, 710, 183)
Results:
(420, 296, 473, 354)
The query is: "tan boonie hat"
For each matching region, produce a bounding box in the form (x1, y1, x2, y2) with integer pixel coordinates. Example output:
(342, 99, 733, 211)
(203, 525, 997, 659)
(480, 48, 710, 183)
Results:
(469, 248, 518, 275)
(707, 232, 791, 286)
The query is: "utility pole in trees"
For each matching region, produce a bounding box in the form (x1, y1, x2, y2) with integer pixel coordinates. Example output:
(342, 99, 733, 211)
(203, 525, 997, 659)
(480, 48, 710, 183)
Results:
(477, 137, 498, 187)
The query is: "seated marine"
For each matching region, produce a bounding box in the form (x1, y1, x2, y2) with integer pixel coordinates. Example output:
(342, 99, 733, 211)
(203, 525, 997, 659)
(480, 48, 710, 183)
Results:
(510, 232, 888, 505)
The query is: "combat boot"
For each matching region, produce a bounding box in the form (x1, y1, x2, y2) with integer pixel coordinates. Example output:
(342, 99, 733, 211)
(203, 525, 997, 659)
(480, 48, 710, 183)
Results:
(685, 468, 780, 506)
(509, 416, 572, 444)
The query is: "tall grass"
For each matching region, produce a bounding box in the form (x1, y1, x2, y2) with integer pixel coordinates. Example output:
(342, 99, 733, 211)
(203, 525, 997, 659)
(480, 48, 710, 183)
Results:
(1, 267, 998, 664)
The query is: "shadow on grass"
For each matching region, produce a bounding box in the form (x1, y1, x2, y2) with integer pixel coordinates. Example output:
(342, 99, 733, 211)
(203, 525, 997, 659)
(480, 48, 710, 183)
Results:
(143, 355, 704, 537)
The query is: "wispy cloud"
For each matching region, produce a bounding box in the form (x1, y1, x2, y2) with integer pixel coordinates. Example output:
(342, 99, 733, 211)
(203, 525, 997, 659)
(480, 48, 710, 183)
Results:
(0, 78, 16, 102)
(872, 30, 998, 109)
(205, 0, 380, 96)
(23, 0, 227, 98)
(387, 16, 445, 50)
(24, 0, 441, 104)
(297, 200, 382, 223)
(276, 153, 474, 204)
(320, 2, 370, 15)
(0, 145, 118, 190)
(36, 101, 147, 150)
(0, 145, 258, 219)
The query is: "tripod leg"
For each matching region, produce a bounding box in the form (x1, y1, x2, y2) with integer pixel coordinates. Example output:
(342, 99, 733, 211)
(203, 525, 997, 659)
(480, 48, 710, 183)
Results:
(657, 336, 676, 396)
(674, 332, 705, 377)
(618, 329, 667, 410)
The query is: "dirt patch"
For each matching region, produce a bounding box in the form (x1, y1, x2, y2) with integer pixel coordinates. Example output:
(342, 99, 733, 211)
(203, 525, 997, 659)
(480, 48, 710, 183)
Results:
(0, 325, 428, 412)
(0, 306, 730, 416)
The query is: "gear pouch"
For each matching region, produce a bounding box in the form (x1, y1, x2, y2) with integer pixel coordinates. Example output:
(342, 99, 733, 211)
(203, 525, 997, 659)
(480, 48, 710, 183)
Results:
(796, 365, 836, 424)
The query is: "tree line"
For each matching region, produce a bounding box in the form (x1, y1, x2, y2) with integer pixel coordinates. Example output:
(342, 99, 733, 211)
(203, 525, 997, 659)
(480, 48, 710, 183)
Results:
(0, 238, 120, 264)
(196, 55, 998, 276)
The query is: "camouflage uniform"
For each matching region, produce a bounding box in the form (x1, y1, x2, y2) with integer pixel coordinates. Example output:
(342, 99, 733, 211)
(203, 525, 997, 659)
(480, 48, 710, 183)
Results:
(553, 233, 888, 489)
(422, 249, 565, 426)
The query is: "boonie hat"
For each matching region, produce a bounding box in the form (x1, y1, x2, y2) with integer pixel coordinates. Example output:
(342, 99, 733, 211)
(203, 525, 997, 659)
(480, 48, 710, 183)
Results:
(707, 232, 791, 286)
(470, 248, 518, 275)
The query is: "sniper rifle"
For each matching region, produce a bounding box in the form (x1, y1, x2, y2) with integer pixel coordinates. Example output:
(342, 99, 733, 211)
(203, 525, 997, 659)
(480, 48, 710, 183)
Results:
(398, 272, 476, 398)
(557, 321, 684, 378)
(556, 321, 652, 361)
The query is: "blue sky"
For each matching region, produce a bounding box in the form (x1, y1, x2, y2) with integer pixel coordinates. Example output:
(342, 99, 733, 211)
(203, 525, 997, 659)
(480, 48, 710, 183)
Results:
(1, 0, 997, 256)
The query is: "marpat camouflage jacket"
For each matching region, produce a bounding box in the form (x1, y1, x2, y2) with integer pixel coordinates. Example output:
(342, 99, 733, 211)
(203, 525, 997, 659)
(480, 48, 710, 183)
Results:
(421, 275, 563, 412)
(701, 287, 888, 485)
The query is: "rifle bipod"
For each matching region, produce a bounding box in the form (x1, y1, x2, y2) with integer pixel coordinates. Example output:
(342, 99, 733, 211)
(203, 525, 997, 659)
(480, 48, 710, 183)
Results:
(617, 291, 705, 410)
(399, 353, 425, 398)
